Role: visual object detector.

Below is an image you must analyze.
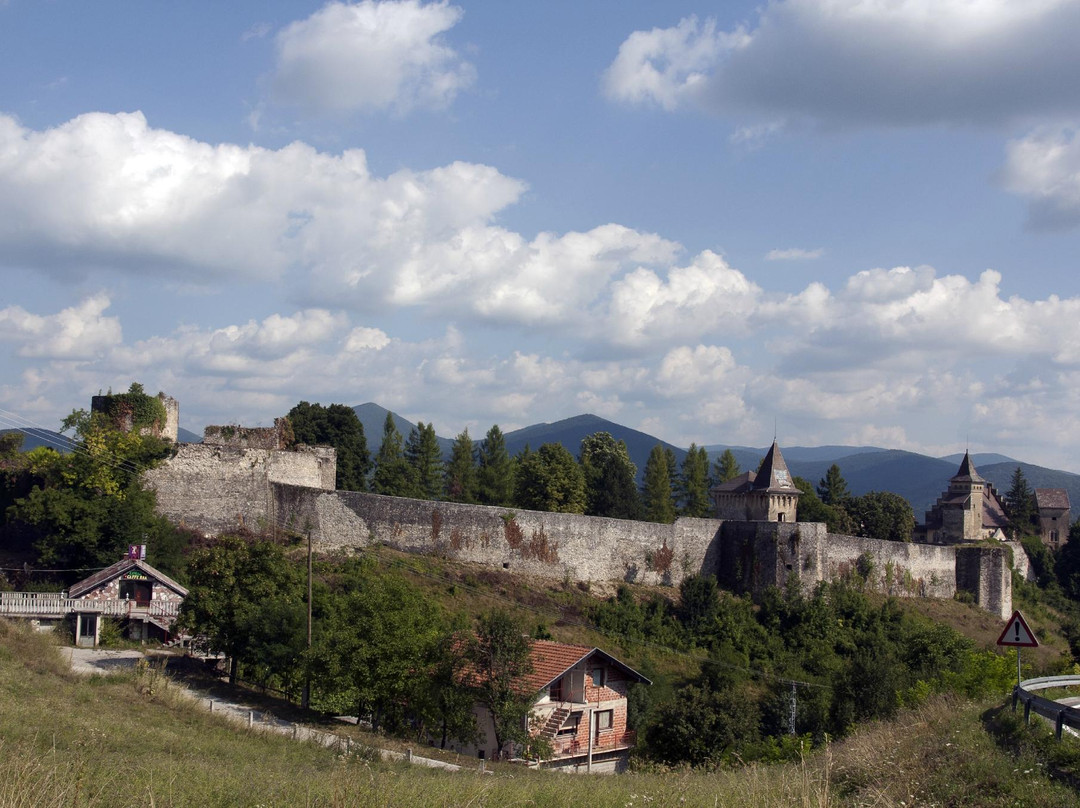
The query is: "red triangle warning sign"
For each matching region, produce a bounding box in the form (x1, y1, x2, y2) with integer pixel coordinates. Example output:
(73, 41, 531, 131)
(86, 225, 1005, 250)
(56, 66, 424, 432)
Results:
(997, 610, 1039, 648)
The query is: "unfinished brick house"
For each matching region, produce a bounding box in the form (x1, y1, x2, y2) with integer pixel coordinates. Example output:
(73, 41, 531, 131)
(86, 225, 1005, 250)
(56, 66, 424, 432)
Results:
(461, 640, 650, 773)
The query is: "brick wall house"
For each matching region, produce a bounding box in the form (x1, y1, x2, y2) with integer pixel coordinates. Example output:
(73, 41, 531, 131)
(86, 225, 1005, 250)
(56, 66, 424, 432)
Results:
(460, 640, 650, 774)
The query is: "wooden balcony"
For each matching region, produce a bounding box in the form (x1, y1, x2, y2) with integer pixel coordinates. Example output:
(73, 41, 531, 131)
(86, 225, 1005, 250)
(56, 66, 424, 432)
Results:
(0, 592, 181, 621)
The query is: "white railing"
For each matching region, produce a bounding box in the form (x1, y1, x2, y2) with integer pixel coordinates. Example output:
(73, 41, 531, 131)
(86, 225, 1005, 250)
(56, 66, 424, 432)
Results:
(0, 592, 181, 620)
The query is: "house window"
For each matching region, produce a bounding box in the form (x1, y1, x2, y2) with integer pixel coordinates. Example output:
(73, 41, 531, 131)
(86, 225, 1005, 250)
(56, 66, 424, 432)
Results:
(591, 667, 606, 687)
(596, 710, 613, 732)
(558, 712, 581, 736)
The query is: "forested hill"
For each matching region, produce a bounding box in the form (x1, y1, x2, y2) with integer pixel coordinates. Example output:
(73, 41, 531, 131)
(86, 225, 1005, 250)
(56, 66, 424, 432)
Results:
(349, 404, 1079, 521)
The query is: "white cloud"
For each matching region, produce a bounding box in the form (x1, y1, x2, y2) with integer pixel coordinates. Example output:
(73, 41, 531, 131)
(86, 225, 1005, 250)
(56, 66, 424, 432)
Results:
(605, 0, 1080, 127)
(1001, 126, 1080, 229)
(272, 0, 474, 114)
(0, 294, 121, 359)
(765, 247, 823, 261)
(603, 250, 761, 347)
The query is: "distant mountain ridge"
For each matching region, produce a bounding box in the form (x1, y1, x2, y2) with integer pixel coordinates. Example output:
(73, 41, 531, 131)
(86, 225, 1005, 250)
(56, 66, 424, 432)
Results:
(349, 404, 1078, 522)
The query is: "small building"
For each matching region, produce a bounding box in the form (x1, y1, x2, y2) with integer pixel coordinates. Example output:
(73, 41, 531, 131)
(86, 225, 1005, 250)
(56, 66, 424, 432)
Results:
(1035, 488, 1071, 550)
(0, 554, 187, 647)
(711, 441, 801, 522)
(461, 640, 650, 773)
(920, 452, 1009, 544)
(67, 555, 188, 646)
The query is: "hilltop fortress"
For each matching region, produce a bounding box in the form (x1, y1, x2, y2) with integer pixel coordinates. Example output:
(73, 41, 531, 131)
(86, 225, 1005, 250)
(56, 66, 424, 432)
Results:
(139, 404, 1019, 619)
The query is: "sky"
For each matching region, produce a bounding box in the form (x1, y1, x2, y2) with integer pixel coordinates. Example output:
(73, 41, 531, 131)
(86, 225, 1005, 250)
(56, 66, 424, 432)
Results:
(3, 1, 1080, 471)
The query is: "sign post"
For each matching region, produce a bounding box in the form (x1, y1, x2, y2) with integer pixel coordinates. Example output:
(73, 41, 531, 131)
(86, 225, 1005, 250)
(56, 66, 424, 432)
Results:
(997, 610, 1039, 689)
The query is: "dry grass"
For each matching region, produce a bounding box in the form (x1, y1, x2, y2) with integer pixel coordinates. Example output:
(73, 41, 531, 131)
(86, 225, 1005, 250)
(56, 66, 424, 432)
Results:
(2, 618, 1080, 807)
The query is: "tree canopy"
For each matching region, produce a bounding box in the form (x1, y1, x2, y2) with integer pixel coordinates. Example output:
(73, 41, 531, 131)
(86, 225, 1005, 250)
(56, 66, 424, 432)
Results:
(372, 413, 416, 497)
(580, 432, 640, 519)
(444, 429, 478, 503)
(476, 424, 513, 506)
(642, 443, 676, 524)
(286, 401, 371, 491)
(817, 464, 851, 507)
(678, 444, 711, 518)
(513, 443, 586, 514)
(405, 422, 444, 500)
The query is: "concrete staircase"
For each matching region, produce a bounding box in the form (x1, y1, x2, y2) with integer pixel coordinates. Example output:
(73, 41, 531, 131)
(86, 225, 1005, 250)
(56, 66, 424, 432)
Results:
(539, 707, 570, 740)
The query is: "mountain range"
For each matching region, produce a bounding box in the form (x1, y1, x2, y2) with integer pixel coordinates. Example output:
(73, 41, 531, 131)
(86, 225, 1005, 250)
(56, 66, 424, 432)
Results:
(5, 405, 1077, 524)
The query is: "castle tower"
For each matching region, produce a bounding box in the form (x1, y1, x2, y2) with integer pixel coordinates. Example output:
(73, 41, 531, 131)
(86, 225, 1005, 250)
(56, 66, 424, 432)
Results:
(711, 441, 802, 522)
(923, 451, 1008, 543)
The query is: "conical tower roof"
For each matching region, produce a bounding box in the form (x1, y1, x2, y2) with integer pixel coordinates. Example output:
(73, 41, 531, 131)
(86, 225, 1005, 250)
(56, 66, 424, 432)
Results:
(752, 441, 799, 493)
(951, 450, 984, 483)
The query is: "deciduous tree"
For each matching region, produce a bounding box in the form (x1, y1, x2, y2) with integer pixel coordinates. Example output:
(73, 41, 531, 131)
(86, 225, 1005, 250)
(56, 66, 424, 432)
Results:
(848, 491, 915, 543)
(286, 402, 371, 491)
(580, 432, 640, 519)
(513, 443, 586, 514)
(468, 610, 534, 755)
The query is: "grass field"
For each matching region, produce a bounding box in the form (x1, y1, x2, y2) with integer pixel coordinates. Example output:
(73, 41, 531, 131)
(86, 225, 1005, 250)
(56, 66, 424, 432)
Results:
(3, 619, 1080, 807)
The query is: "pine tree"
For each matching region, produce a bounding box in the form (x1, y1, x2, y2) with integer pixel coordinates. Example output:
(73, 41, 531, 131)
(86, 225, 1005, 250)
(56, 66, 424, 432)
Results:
(476, 424, 513, 506)
(405, 422, 444, 500)
(1005, 466, 1037, 536)
(817, 464, 851, 507)
(679, 444, 711, 517)
(713, 449, 740, 485)
(372, 413, 416, 497)
(444, 429, 478, 503)
(642, 443, 676, 523)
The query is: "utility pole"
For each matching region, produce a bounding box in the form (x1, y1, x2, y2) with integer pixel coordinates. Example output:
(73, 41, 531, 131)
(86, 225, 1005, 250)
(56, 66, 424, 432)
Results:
(302, 528, 312, 709)
(788, 681, 797, 735)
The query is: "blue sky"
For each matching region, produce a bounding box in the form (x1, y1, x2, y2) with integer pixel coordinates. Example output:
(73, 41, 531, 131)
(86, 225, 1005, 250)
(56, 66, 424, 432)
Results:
(3, 0, 1080, 471)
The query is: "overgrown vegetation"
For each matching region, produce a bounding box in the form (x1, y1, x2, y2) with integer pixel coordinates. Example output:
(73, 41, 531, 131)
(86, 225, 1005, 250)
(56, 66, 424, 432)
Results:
(2, 618, 1078, 807)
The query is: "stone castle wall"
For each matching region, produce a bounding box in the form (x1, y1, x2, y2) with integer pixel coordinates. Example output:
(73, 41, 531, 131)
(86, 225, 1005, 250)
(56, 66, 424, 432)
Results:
(143, 444, 336, 536)
(268, 484, 1011, 616)
(142, 449, 1013, 616)
(273, 484, 721, 587)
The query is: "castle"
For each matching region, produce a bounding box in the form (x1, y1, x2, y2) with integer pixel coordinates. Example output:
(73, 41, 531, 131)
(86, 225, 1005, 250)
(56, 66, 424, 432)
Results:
(136, 401, 1019, 619)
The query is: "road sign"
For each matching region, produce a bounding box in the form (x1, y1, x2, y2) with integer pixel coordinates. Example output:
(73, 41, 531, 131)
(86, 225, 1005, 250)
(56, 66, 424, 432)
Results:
(997, 610, 1039, 648)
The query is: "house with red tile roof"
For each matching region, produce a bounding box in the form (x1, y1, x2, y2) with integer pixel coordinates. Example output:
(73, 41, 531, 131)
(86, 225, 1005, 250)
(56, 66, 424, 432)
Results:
(453, 639, 650, 773)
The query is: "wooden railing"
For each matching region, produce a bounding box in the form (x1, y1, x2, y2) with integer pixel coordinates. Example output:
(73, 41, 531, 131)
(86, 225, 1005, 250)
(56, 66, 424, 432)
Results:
(0, 592, 180, 620)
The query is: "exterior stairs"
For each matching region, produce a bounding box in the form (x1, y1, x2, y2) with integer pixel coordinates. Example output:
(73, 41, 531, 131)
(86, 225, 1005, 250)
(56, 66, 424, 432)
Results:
(539, 707, 570, 740)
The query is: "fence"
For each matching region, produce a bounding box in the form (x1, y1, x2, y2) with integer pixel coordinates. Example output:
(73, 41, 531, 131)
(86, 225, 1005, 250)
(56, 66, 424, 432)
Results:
(1011, 675, 1080, 740)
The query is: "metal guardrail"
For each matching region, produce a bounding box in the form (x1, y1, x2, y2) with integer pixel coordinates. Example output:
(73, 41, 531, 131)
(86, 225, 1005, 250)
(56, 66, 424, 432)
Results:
(1012, 676, 1080, 740)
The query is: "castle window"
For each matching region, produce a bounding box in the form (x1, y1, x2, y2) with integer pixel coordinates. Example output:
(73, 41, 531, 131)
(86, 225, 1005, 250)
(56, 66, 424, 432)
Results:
(778, 513, 786, 522)
(1051, 531, 1059, 543)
